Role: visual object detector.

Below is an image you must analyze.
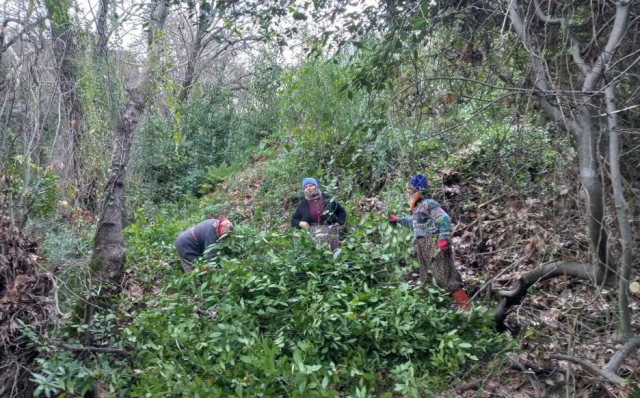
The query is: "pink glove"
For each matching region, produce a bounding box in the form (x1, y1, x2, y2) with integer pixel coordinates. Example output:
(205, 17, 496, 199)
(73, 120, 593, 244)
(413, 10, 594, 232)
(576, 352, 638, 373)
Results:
(389, 214, 398, 224)
(438, 239, 449, 251)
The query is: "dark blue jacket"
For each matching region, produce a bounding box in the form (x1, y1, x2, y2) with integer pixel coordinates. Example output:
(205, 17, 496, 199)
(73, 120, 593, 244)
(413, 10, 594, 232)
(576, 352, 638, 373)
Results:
(175, 219, 220, 262)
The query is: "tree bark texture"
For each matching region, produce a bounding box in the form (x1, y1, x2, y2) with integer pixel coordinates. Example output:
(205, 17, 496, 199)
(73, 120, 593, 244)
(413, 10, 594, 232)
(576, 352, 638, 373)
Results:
(89, 0, 170, 294)
(605, 83, 633, 340)
(95, 0, 108, 56)
(89, 90, 144, 289)
(45, 0, 84, 182)
(178, 28, 204, 102)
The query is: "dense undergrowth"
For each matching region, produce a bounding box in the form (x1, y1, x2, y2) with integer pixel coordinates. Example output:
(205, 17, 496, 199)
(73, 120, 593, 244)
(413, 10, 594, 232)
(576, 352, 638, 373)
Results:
(121, 220, 507, 397)
(22, 54, 639, 397)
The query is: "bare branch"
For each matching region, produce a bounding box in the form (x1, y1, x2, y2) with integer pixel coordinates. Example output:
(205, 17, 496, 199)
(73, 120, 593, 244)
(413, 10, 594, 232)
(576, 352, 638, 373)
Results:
(583, 1, 630, 91)
(1, 16, 47, 56)
(493, 261, 615, 331)
(605, 336, 640, 374)
(531, 0, 589, 75)
(507, 355, 546, 398)
(549, 354, 625, 385)
(507, 0, 582, 134)
(53, 340, 131, 357)
(549, 336, 640, 386)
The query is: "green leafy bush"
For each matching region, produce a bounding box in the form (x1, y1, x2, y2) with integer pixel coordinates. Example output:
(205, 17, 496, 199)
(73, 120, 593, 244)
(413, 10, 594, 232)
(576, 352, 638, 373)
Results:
(124, 217, 507, 396)
(6, 155, 61, 219)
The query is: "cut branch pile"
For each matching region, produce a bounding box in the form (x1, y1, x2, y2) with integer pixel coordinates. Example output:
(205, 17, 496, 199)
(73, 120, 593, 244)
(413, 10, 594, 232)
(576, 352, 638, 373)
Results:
(0, 214, 53, 398)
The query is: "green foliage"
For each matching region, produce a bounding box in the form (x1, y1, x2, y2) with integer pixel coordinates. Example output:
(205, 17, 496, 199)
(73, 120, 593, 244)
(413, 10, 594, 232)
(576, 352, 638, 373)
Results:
(44, 0, 72, 30)
(436, 119, 562, 195)
(30, 304, 134, 398)
(124, 199, 204, 283)
(29, 168, 60, 218)
(7, 155, 60, 219)
(132, 78, 278, 201)
(32, 349, 129, 398)
(74, 40, 125, 183)
(198, 159, 252, 196)
(257, 58, 434, 215)
(124, 216, 507, 396)
(132, 84, 235, 200)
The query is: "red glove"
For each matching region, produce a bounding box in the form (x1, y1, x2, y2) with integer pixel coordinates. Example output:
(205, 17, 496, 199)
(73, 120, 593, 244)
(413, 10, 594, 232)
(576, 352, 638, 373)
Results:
(438, 239, 449, 251)
(389, 214, 398, 224)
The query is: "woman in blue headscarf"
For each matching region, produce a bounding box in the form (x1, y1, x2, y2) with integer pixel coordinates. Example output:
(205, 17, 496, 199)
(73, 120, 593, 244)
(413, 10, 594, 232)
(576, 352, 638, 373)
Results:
(291, 178, 347, 251)
(389, 174, 470, 311)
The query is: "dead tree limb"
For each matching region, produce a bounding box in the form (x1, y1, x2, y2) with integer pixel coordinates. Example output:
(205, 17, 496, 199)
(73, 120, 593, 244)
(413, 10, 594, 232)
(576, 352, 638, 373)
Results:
(605, 336, 640, 376)
(549, 354, 624, 386)
(507, 355, 546, 398)
(53, 341, 131, 357)
(493, 261, 613, 331)
(549, 336, 640, 386)
(454, 380, 480, 392)
(53, 340, 134, 369)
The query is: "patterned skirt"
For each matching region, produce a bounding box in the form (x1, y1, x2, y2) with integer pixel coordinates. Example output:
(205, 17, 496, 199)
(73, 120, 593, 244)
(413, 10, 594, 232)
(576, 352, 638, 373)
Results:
(414, 236, 463, 293)
(309, 225, 341, 251)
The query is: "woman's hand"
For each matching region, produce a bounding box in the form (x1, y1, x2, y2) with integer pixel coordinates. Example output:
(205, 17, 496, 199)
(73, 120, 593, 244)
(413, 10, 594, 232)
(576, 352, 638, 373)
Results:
(299, 221, 309, 229)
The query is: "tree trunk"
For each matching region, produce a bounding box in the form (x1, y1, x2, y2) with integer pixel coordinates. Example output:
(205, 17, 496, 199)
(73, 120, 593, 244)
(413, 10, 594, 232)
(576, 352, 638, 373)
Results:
(575, 102, 609, 280)
(89, 89, 144, 289)
(95, 0, 108, 56)
(178, 24, 205, 102)
(605, 83, 633, 340)
(60, 47, 84, 183)
(45, 0, 84, 182)
(82, 1, 170, 340)
(507, 0, 621, 283)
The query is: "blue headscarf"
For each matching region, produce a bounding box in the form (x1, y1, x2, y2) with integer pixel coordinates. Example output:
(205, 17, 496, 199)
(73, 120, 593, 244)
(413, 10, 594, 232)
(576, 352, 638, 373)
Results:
(301, 178, 319, 191)
(409, 174, 429, 191)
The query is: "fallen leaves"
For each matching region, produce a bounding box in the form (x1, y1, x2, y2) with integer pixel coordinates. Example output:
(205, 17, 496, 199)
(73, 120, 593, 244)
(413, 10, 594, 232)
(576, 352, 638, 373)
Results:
(435, 173, 640, 395)
(0, 213, 53, 393)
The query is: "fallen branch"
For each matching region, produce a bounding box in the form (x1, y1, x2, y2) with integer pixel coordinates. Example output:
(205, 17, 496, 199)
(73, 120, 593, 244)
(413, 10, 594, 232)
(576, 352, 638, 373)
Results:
(605, 336, 640, 375)
(493, 261, 613, 331)
(54, 340, 134, 369)
(454, 380, 480, 392)
(53, 340, 131, 356)
(507, 355, 546, 398)
(550, 336, 640, 387)
(550, 354, 624, 386)
(508, 359, 564, 378)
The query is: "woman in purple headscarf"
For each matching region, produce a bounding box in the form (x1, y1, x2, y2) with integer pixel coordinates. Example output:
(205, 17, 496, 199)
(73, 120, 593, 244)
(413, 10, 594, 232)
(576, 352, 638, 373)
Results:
(291, 178, 347, 251)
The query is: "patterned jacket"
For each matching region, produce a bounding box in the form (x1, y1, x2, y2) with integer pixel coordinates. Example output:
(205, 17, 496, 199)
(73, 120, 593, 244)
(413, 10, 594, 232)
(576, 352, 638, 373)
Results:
(398, 198, 452, 240)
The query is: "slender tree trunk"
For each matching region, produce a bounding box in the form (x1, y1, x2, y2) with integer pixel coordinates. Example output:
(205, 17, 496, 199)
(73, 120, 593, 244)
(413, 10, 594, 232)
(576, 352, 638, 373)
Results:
(89, 89, 145, 289)
(45, 0, 84, 182)
(82, 1, 170, 341)
(605, 83, 633, 340)
(178, 25, 205, 102)
(95, 0, 108, 56)
(59, 48, 83, 182)
(507, 0, 624, 283)
(90, 0, 169, 289)
(575, 101, 609, 279)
